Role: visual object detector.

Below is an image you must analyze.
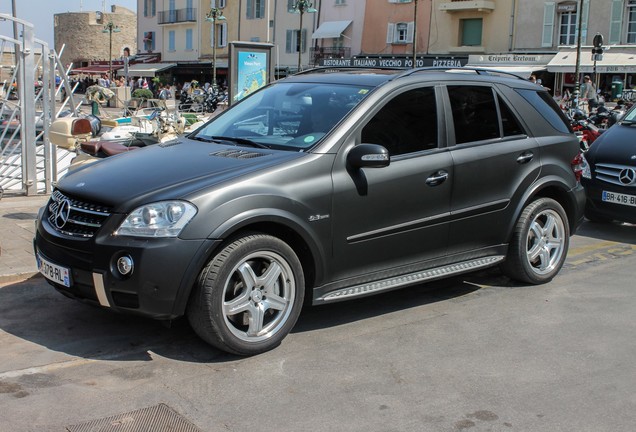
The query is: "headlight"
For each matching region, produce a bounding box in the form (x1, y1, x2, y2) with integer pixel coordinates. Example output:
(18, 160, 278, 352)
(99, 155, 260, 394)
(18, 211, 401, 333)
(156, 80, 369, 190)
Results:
(581, 154, 592, 179)
(115, 201, 197, 237)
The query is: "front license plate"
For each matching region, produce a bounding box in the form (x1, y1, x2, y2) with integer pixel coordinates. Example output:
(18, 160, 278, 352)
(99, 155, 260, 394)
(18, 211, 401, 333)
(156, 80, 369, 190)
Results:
(36, 253, 71, 287)
(602, 190, 636, 207)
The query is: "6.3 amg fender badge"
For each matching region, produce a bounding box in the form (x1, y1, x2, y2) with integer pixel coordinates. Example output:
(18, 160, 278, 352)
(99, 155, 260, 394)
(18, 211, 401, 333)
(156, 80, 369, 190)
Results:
(54, 199, 72, 229)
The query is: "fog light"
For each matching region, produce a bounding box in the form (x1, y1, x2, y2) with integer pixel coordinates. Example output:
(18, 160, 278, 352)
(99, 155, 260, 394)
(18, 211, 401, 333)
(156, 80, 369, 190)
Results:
(116, 255, 134, 276)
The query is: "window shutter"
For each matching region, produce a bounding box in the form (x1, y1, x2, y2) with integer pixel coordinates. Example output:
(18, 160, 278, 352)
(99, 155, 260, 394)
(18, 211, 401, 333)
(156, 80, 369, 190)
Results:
(186, 29, 193, 50)
(406, 22, 414, 43)
(247, 0, 254, 19)
(542, 2, 555, 47)
(387, 23, 395, 43)
(151, 0, 156, 16)
(259, 0, 266, 18)
(143, 0, 148, 17)
(302, 29, 307, 52)
(221, 23, 228, 47)
(609, 0, 623, 44)
(169, 30, 175, 51)
(580, 0, 590, 42)
(286, 30, 292, 53)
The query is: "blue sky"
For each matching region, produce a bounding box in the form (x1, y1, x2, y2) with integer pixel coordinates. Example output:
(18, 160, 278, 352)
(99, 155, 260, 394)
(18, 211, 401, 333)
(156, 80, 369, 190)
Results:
(1, 0, 137, 48)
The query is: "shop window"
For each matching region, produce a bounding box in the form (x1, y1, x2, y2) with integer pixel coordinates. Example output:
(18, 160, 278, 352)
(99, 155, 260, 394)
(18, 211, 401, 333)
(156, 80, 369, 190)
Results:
(460, 19, 482, 47)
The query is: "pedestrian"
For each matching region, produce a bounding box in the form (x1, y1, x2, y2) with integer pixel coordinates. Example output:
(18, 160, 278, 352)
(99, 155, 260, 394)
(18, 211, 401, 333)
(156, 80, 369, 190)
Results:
(581, 75, 598, 110)
(158, 84, 171, 100)
(98, 73, 108, 88)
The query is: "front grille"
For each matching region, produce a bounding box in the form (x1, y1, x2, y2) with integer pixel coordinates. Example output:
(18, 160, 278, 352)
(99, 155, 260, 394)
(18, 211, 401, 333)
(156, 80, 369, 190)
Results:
(47, 190, 112, 238)
(594, 163, 636, 187)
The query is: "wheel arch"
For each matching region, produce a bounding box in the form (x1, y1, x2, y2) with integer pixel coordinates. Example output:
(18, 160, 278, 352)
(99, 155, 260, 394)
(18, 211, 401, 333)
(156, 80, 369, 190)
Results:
(174, 209, 325, 316)
(506, 176, 580, 242)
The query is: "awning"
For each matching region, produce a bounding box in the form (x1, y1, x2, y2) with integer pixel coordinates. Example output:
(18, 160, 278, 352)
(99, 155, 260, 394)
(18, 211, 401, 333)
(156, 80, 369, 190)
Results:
(465, 65, 547, 78)
(71, 65, 122, 75)
(547, 50, 636, 73)
(312, 20, 352, 39)
(118, 63, 177, 77)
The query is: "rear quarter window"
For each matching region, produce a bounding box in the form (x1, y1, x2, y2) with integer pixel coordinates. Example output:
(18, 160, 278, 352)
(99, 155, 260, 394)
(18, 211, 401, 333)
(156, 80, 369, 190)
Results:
(516, 89, 573, 134)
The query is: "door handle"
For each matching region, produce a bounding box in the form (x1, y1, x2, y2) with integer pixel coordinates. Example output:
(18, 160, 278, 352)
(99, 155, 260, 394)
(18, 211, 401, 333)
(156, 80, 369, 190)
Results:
(517, 151, 534, 164)
(426, 170, 449, 186)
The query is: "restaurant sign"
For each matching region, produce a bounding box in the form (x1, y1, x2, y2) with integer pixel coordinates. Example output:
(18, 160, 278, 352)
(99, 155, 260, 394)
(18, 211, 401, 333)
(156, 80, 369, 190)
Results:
(318, 56, 468, 68)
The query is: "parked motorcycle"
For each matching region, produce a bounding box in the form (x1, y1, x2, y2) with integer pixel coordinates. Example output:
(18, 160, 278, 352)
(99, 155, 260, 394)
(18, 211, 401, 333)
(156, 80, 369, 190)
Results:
(568, 108, 603, 152)
(179, 87, 219, 113)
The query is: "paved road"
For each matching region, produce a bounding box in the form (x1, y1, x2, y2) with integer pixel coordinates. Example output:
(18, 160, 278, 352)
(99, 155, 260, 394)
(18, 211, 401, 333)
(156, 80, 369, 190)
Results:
(1, 221, 635, 432)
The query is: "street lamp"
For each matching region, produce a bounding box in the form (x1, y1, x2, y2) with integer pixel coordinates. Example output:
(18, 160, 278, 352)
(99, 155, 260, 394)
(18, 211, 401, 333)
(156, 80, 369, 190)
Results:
(572, 0, 583, 109)
(413, 0, 419, 68)
(291, 0, 317, 72)
(206, 8, 226, 89)
(102, 20, 121, 83)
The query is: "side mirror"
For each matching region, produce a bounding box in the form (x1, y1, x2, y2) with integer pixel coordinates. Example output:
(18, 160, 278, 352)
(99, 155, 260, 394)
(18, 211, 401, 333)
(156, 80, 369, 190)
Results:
(347, 143, 390, 169)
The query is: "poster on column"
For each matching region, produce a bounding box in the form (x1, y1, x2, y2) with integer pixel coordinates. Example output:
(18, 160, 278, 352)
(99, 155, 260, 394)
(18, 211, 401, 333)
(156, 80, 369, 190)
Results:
(229, 42, 274, 105)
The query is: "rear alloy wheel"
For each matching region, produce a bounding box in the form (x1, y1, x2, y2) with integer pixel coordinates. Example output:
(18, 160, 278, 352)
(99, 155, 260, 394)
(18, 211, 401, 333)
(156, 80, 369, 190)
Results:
(502, 198, 569, 284)
(187, 233, 304, 356)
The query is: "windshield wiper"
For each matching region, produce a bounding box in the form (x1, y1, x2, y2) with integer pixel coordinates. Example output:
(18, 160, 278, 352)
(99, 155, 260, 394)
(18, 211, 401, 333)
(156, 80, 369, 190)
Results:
(190, 135, 216, 142)
(212, 136, 271, 149)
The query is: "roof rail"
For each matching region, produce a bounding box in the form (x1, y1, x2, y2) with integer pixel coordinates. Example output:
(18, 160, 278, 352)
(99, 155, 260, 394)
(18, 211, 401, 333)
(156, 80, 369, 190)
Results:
(293, 65, 406, 76)
(396, 66, 527, 81)
(293, 65, 528, 81)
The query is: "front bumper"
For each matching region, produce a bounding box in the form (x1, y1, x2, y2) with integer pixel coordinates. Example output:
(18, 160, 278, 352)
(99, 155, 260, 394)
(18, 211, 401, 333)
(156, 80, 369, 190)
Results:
(34, 208, 219, 320)
(583, 180, 636, 224)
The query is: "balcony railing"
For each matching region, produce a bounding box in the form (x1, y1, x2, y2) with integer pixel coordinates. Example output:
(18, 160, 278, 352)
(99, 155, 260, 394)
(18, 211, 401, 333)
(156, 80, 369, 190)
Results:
(158, 8, 197, 24)
(439, 0, 495, 12)
(310, 47, 352, 66)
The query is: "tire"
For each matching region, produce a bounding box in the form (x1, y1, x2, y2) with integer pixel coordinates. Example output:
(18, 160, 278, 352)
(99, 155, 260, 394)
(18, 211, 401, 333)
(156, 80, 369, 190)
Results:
(187, 233, 304, 356)
(501, 198, 570, 285)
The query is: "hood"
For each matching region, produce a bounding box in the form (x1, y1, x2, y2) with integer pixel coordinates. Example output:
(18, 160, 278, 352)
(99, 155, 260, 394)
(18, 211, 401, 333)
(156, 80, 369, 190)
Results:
(56, 139, 306, 211)
(587, 123, 636, 166)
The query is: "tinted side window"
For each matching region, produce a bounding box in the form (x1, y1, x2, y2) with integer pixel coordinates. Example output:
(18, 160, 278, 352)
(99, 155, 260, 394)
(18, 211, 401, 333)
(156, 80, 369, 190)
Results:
(498, 95, 525, 137)
(361, 87, 438, 156)
(448, 86, 499, 144)
(516, 89, 573, 134)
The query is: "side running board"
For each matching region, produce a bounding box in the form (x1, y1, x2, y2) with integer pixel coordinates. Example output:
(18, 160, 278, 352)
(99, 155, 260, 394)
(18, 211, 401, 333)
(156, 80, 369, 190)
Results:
(318, 256, 505, 302)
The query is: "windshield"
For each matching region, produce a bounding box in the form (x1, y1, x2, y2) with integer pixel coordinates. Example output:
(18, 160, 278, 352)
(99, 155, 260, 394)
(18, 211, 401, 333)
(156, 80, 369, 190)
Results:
(192, 82, 372, 151)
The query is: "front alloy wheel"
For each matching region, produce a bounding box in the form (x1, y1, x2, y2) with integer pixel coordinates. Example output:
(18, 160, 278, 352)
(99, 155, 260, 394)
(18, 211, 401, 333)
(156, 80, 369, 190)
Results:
(187, 233, 304, 356)
(502, 198, 570, 284)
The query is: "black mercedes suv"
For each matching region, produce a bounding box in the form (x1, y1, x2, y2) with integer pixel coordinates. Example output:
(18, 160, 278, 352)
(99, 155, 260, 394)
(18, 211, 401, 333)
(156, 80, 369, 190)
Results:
(35, 67, 585, 355)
